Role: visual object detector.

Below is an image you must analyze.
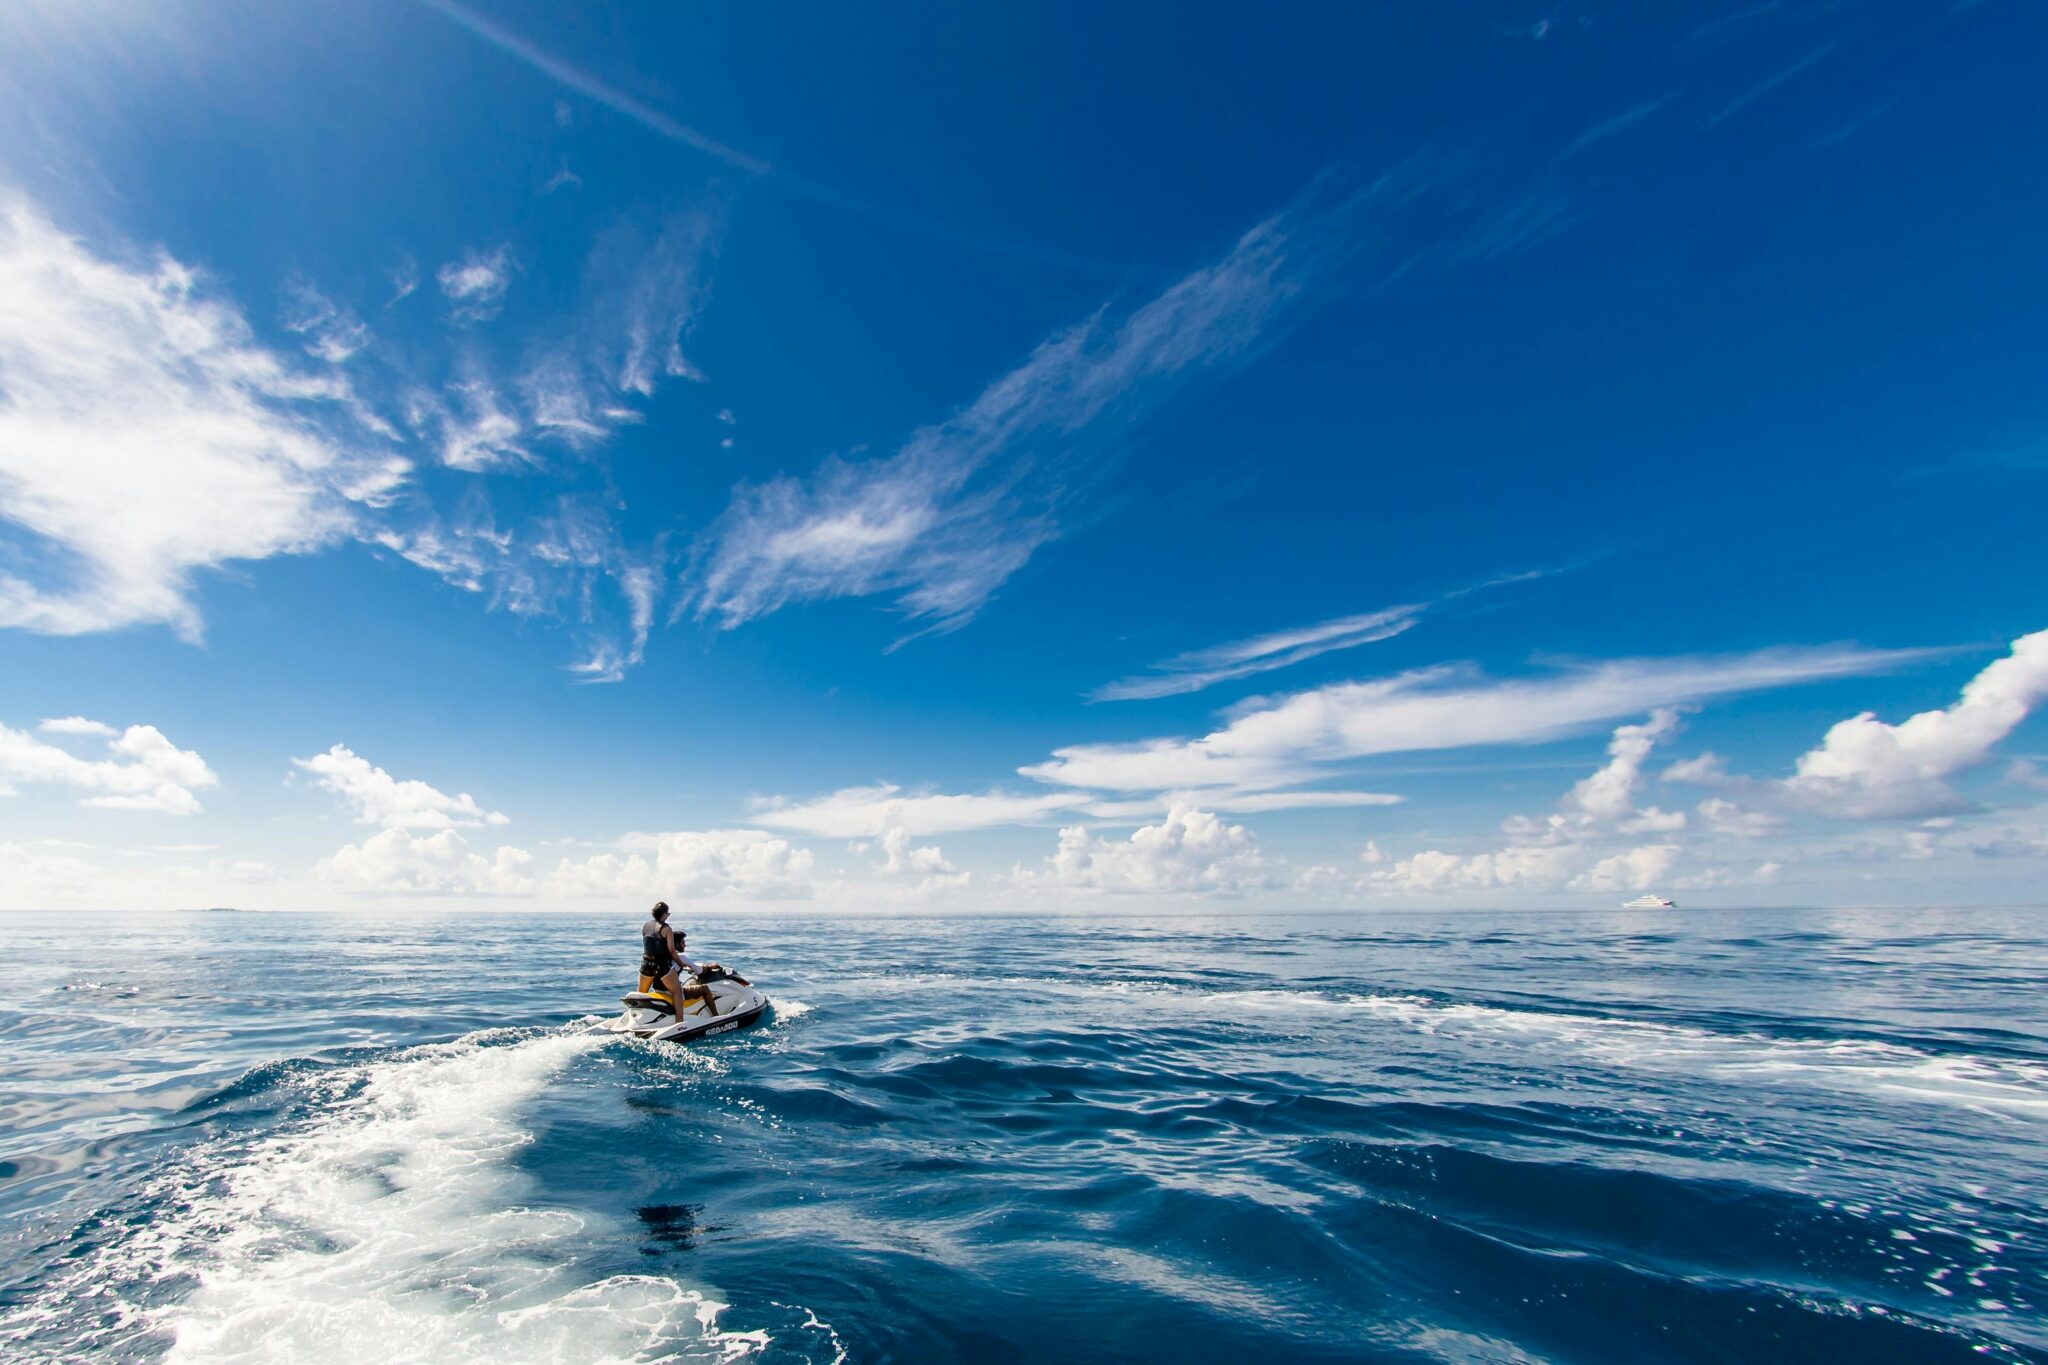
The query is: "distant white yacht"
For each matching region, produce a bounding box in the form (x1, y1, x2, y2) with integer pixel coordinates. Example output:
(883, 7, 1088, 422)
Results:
(1622, 894, 1676, 909)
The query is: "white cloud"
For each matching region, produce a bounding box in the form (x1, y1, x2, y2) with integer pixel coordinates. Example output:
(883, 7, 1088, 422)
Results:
(0, 196, 699, 681)
(1293, 863, 1357, 894)
(0, 197, 409, 639)
(1563, 708, 1681, 821)
(1373, 713, 1694, 896)
(545, 849, 657, 898)
(0, 841, 100, 907)
(293, 744, 509, 829)
(1698, 796, 1780, 838)
(411, 378, 528, 472)
(280, 278, 371, 364)
(693, 175, 1415, 637)
(39, 715, 116, 738)
(1153, 789, 1403, 815)
(375, 214, 712, 680)
(377, 497, 667, 685)
(1368, 840, 1678, 895)
(1027, 646, 1920, 793)
(317, 828, 537, 896)
(1372, 843, 1583, 893)
(1571, 843, 1680, 893)
(596, 828, 815, 899)
(1784, 629, 2048, 819)
(753, 783, 1084, 838)
(317, 827, 813, 900)
(511, 209, 715, 456)
(1096, 604, 1426, 701)
(566, 556, 660, 684)
(753, 780, 1402, 845)
(388, 254, 419, 304)
(0, 841, 279, 909)
(1662, 752, 1728, 785)
(875, 827, 961, 882)
(1618, 807, 1687, 834)
(435, 245, 513, 322)
(0, 718, 217, 814)
(594, 211, 714, 399)
(1092, 570, 1558, 702)
(1039, 804, 1273, 895)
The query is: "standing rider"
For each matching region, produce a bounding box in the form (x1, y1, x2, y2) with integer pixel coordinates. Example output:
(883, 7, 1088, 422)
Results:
(639, 901, 722, 1018)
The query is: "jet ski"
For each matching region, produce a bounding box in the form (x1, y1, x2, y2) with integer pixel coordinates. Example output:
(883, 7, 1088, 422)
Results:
(601, 974, 772, 1043)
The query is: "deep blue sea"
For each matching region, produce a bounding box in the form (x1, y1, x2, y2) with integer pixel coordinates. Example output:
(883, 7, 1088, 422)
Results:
(0, 907, 2043, 1364)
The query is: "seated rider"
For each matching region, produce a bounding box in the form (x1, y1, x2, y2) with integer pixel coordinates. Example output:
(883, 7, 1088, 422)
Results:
(671, 927, 749, 988)
(639, 901, 723, 1017)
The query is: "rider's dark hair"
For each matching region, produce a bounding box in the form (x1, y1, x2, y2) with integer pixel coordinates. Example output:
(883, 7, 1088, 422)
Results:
(651, 901, 670, 919)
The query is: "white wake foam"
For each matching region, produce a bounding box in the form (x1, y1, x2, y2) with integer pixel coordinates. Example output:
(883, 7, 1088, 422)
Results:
(1037, 975, 2048, 1119)
(13, 1028, 775, 1364)
(1337, 993, 2048, 1119)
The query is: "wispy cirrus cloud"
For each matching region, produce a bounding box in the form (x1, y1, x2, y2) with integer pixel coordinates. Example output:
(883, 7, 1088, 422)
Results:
(435, 245, 513, 323)
(279, 277, 372, 364)
(753, 780, 1403, 839)
(375, 496, 668, 683)
(1094, 605, 1427, 702)
(1028, 644, 1933, 794)
(1092, 570, 1558, 702)
(692, 170, 1435, 639)
(753, 784, 1086, 839)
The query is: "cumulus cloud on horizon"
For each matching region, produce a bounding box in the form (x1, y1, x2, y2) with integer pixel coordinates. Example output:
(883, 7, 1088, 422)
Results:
(1035, 804, 1275, 895)
(316, 825, 817, 899)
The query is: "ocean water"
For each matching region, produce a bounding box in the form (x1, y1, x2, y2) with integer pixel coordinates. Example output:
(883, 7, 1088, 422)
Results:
(0, 908, 2042, 1364)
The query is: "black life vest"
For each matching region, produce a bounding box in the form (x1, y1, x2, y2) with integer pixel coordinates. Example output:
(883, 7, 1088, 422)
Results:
(641, 918, 673, 969)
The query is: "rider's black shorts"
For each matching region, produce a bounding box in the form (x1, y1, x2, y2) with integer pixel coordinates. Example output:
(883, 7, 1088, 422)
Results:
(640, 957, 671, 979)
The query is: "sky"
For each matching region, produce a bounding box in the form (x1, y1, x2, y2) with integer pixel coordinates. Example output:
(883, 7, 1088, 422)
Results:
(3, 0, 2047, 913)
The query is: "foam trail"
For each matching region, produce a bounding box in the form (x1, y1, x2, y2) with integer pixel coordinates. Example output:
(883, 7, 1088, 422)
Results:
(1023, 975, 2048, 1118)
(1336, 993, 2048, 1118)
(17, 1028, 770, 1363)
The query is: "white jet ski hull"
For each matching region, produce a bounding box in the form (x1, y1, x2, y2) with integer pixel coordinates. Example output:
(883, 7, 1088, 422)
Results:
(601, 977, 771, 1043)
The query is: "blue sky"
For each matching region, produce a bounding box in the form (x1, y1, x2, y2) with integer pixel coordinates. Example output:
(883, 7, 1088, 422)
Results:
(3, 0, 2046, 911)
